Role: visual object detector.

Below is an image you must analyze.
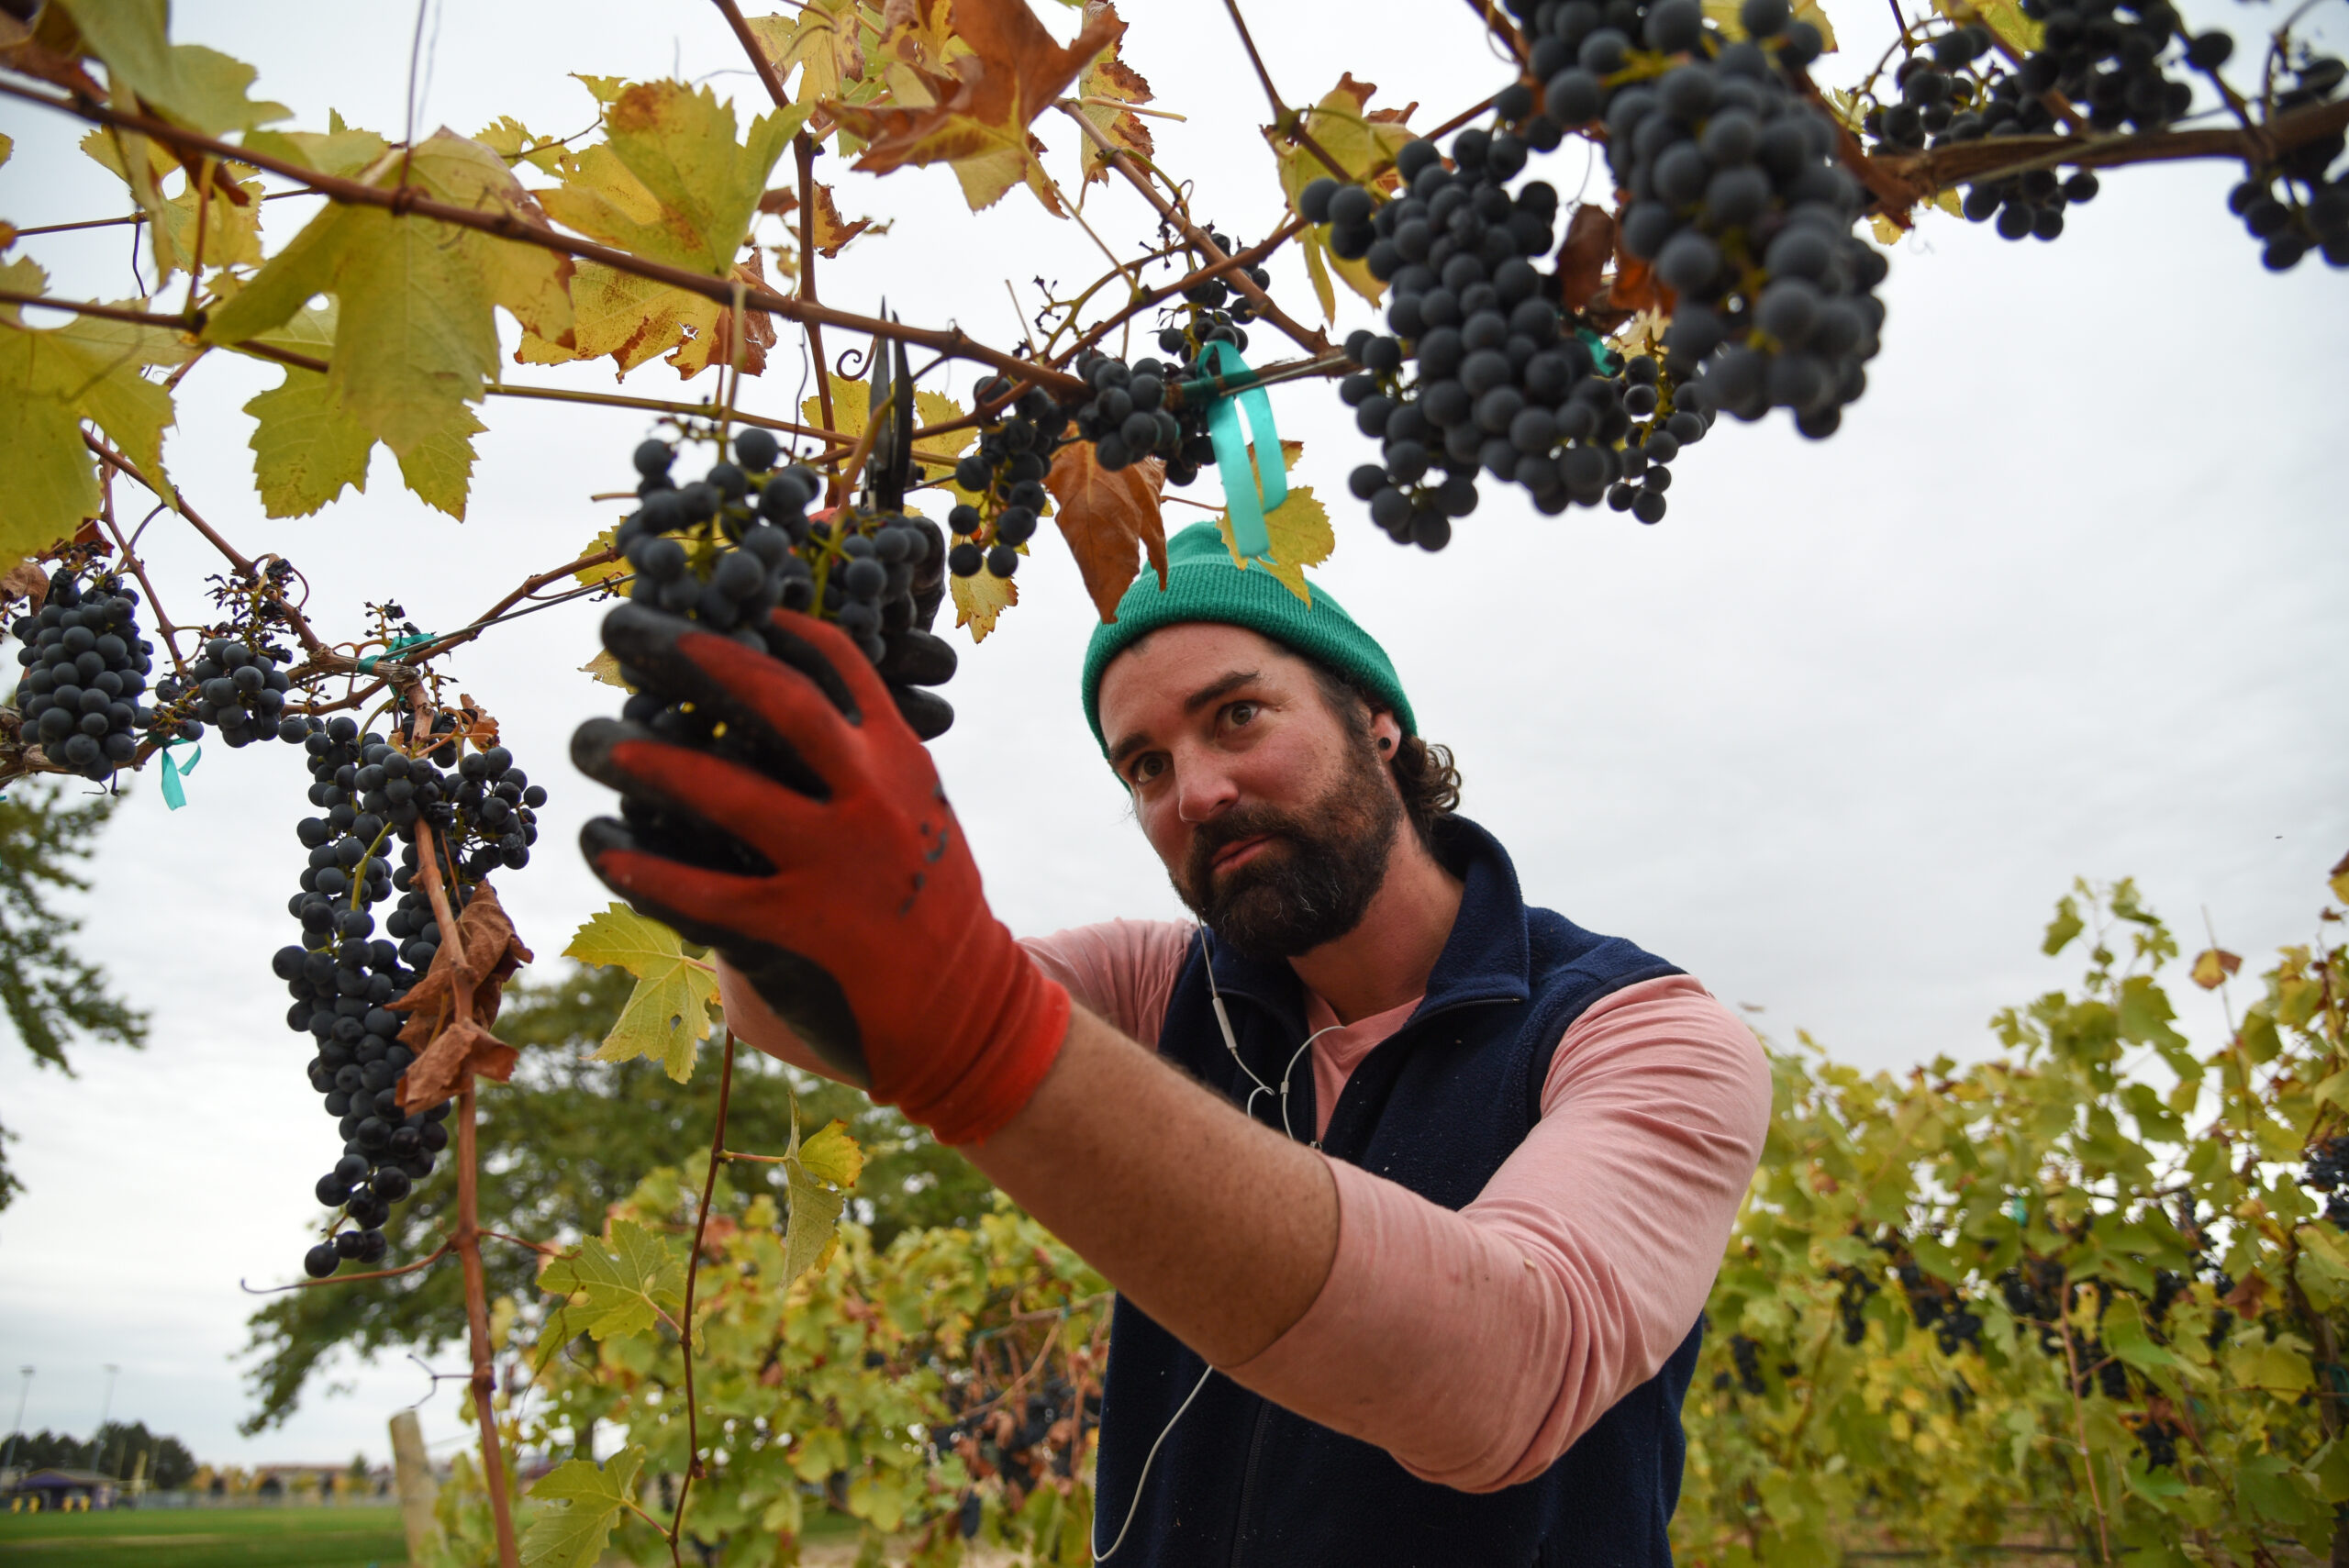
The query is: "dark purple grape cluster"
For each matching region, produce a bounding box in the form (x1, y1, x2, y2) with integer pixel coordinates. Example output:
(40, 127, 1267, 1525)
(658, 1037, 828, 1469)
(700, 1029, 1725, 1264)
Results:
(280, 710, 544, 1276)
(150, 632, 305, 752)
(611, 428, 955, 741)
(2224, 55, 2348, 271)
(2302, 1132, 2349, 1226)
(1062, 346, 1221, 484)
(11, 569, 164, 780)
(948, 378, 1072, 584)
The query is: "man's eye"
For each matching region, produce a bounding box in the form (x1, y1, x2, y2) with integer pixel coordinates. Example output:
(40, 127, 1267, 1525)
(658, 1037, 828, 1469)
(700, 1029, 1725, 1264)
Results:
(1130, 754, 1164, 784)
(1227, 701, 1258, 727)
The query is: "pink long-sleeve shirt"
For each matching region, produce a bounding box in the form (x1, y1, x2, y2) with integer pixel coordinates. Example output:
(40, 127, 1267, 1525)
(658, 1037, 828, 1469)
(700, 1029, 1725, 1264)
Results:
(1020, 918, 1772, 1495)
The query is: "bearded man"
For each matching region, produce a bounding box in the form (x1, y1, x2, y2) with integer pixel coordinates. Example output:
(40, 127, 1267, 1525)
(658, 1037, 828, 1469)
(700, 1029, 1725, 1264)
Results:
(572, 521, 1771, 1568)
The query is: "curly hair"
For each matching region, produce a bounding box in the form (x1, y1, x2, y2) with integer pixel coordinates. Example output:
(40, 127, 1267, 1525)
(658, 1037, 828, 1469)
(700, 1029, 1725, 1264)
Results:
(1306, 661, 1464, 846)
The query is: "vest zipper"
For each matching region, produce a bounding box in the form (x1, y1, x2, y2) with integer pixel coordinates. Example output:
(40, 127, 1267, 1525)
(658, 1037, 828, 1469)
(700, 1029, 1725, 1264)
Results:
(1226, 1397, 1275, 1568)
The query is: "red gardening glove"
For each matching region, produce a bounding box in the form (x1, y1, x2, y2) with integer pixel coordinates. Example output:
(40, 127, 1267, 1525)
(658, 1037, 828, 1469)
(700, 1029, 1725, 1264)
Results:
(571, 604, 1069, 1145)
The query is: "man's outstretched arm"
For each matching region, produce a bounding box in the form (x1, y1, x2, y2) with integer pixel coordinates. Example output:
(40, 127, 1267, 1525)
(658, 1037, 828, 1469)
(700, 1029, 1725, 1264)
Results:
(721, 964, 1341, 1367)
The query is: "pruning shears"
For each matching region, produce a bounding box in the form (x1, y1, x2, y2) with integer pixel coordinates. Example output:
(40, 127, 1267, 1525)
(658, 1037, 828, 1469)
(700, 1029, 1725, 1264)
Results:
(862, 304, 915, 515)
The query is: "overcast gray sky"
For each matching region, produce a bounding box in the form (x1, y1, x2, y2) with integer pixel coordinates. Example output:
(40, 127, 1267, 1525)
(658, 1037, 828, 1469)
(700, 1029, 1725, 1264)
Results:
(1, 0, 2343, 1473)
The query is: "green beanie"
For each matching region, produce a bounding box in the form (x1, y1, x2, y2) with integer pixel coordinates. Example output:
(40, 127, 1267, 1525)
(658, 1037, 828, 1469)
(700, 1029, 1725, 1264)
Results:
(1080, 521, 1414, 755)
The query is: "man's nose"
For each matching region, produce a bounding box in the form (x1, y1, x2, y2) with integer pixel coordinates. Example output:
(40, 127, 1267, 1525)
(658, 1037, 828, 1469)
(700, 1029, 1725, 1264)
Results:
(1174, 752, 1240, 824)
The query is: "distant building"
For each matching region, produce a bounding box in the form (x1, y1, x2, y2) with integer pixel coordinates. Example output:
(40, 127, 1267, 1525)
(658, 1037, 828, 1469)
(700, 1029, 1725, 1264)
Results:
(4, 1468, 120, 1510)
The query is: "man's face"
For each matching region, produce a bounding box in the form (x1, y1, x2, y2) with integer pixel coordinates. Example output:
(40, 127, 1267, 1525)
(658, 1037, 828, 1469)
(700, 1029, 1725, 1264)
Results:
(1097, 625, 1403, 960)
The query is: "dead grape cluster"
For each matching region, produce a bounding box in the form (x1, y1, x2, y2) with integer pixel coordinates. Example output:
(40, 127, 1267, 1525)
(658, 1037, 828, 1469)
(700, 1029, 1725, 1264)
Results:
(278, 710, 545, 1277)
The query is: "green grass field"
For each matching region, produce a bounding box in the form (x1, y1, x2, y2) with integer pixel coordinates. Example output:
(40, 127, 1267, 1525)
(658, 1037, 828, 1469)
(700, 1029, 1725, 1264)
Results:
(0, 1504, 410, 1568)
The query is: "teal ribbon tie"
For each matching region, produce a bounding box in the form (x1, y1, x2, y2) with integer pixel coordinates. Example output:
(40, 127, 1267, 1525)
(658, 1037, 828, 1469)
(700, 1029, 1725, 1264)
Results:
(1200, 341, 1287, 562)
(1575, 328, 1621, 377)
(359, 631, 439, 673)
(159, 741, 201, 810)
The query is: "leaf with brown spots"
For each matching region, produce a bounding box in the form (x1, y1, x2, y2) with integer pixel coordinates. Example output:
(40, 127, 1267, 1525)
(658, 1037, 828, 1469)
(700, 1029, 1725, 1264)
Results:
(829, 0, 1124, 213)
(806, 183, 889, 257)
(1043, 442, 1166, 622)
(1072, 3, 1152, 189)
(0, 560, 50, 612)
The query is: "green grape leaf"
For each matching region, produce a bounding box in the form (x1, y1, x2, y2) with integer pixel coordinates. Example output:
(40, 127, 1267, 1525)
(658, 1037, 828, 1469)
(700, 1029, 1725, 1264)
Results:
(797, 1118, 867, 1189)
(0, 260, 192, 561)
(538, 80, 800, 276)
(781, 1164, 848, 1285)
(564, 903, 720, 1083)
(203, 129, 573, 518)
(243, 370, 373, 517)
(53, 0, 290, 135)
(1269, 77, 1417, 321)
(2042, 894, 2085, 956)
(521, 1445, 645, 1568)
(537, 1218, 687, 1345)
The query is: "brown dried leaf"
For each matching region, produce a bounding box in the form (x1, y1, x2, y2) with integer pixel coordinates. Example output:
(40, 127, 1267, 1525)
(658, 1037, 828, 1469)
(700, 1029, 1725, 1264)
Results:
(2222, 1272, 2269, 1317)
(456, 695, 500, 751)
(756, 186, 798, 217)
(1043, 443, 1166, 622)
(829, 0, 1125, 212)
(1555, 204, 1618, 315)
(0, 561, 50, 612)
(1607, 247, 1675, 317)
(389, 880, 535, 1060)
(398, 1018, 520, 1110)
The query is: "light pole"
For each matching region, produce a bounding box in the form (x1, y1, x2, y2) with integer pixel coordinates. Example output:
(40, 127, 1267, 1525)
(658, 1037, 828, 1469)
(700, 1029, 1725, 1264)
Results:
(90, 1365, 118, 1477)
(2, 1366, 30, 1473)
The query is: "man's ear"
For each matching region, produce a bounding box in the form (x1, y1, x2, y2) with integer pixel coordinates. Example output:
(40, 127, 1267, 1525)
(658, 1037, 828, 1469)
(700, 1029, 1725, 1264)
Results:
(1368, 708, 1404, 756)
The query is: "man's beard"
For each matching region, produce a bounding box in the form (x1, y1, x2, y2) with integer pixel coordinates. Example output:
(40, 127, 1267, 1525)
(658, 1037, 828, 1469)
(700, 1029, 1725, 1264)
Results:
(1172, 744, 1404, 962)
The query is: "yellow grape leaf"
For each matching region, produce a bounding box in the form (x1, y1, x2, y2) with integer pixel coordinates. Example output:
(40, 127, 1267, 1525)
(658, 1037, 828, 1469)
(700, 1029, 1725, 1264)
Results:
(0, 132, 12, 169)
(1934, 0, 2043, 54)
(1073, 4, 1153, 189)
(796, 1118, 867, 1187)
(575, 526, 627, 589)
(52, 0, 290, 134)
(1703, 0, 1840, 49)
(536, 1219, 686, 1346)
(241, 111, 389, 180)
(744, 0, 871, 122)
(522, 1447, 646, 1568)
(564, 903, 720, 1082)
(1269, 76, 1417, 321)
(1216, 481, 1332, 606)
(2331, 850, 2349, 906)
(537, 80, 801, 276)
(79, 131, 263, 279)
(951, 566, 1018, 642)
(475, 115, 567, 176)
(204, 129, 573, 514)
(0, 264, 192, 560)
(829, 0, 1123, 213)
(2190, 949, 2243, 991)
(1868, 213, 1903, 246)
(580, 648, 630, 689)
(244, 368, 373, 517)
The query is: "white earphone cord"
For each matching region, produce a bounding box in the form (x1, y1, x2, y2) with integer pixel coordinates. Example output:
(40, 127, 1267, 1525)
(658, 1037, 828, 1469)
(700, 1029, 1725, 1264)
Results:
(1093, 927, 1335, 1561)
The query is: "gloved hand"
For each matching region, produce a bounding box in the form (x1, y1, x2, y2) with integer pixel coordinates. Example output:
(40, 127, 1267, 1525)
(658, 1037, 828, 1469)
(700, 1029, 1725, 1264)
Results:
(571, 604, 1069, 1145)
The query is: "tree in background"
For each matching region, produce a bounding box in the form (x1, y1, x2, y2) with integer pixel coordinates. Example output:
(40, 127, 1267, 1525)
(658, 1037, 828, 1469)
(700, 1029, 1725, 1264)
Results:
(0, 783, 144, 1209)
(239, 962, 991, 1430)
(2, 1422, 195, 1488)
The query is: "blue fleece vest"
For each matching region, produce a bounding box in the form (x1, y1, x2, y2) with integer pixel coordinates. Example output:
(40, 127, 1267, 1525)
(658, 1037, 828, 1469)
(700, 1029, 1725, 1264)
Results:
(1091, 817, 1701, 1568)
